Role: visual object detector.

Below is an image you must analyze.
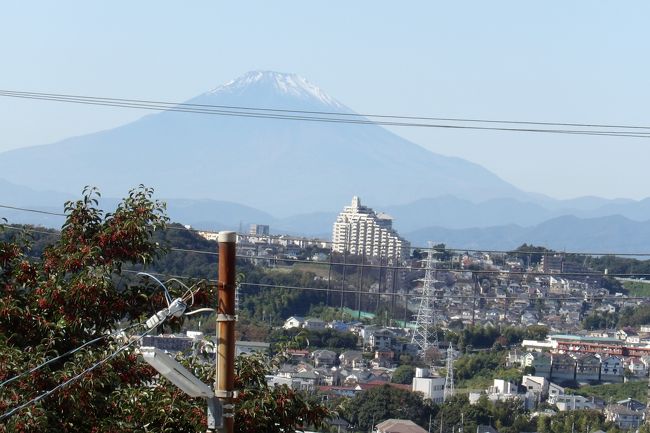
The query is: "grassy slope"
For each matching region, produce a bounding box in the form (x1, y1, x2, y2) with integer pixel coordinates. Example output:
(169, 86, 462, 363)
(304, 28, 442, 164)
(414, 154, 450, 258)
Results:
(575, 379, 649, 403)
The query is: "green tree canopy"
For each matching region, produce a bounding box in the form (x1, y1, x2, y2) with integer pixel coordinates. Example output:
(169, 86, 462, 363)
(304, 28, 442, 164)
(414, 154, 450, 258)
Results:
(391, 365, 416, 385)
(343, 384, 435, 431)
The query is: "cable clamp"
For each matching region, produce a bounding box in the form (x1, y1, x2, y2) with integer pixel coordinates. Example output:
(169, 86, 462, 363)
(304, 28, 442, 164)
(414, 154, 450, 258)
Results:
(214, 390, 238, 398)
(217, 282, 237, 290)
(216, 314, 238, 322)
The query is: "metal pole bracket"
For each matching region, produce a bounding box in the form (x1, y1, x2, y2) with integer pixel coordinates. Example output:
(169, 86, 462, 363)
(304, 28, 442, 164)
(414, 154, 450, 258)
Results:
(214, 389, 238, 398)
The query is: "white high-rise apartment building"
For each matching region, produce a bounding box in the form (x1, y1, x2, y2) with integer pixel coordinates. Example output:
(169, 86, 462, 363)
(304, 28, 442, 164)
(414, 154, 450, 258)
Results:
(331, 196, 410, 261)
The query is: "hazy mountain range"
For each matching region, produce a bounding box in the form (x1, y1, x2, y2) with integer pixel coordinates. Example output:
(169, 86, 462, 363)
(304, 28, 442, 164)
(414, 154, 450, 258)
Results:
(1, 71, 649, 251)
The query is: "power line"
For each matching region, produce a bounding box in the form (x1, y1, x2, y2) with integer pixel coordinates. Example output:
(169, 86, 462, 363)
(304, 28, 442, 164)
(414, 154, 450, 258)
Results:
(3, 88, 650, 132)
(1, 90, 649, 138)
(0, 323, 142, 389)
(121, 269, 650, 302)
(6, 224, 650, 277)
(0, 204, 64, 217)
(0, 325, 157, 422)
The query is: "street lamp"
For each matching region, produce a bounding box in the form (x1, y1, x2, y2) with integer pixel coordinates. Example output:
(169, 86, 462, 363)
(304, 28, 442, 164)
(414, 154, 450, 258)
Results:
(140, 346, 222, 430)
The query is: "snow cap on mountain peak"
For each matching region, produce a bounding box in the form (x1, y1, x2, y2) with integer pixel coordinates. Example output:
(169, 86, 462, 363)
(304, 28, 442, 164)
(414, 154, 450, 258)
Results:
(208, 70, 344, 108)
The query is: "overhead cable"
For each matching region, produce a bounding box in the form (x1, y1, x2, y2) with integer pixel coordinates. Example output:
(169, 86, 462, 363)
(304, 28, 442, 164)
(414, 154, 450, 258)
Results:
(4, 224, 650, 276)
(0, 323, 142, 390)
(0, 90, 649, 138)
(0, 325, 157, 422)
(119, 269, 649, 302)
(3, 89, 650, 131)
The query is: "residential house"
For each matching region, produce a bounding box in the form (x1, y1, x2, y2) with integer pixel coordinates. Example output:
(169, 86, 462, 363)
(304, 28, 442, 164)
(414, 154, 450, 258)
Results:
(521, 375, 547, 395)
(391, 341, 419, 358)
(600, 355, 624, 383)
(469, 379, 536, 410)
(523, 352, 552, 378)
(521, 375, 564, 400)
(303, 317, 326, 330)
(328, 320, 351, 332)
(604, 404, 644, 429)
(272, 363, 319, 391)
(372, 350, 395, 368)
(375, 419, 428, 433)
(286, 349, 309, 362)
(627, 357, 649, 378)
(506, 350, 525, 368)
(283, 316, 305, 330)
(339, 350, 365, 369)
(550, 353, 576, 382)
(342, 368, 373, 386)
(575, 353, 600, 382)
(291, 370, 320, 391)
(314, 367, 341, 386)
(368, 328, 394, 350)
(616, 398, 646, 412)
(312, 349, 338, 368)
(549, 394, 595, 411)
(489, 379, 518, 395)
(548, 382, 565, 399)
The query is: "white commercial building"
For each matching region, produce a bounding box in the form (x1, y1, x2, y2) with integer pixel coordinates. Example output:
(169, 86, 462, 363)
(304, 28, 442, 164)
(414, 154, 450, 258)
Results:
(331, 196, 410, 262)
(412, 368, 445, 404)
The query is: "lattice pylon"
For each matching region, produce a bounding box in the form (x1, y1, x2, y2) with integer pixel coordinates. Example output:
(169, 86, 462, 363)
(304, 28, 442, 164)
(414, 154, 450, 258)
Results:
(444, 343, 455, 402)
(411, 246, 438, 354)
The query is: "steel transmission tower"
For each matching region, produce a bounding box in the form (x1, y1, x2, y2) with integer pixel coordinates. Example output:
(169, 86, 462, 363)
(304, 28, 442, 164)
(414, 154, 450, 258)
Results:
(411, 248, 438, 353)
(444, 343, 455, 401)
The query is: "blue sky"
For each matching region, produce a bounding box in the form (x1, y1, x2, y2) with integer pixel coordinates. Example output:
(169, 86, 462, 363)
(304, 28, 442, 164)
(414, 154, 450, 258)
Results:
(1, 1, 649, 200)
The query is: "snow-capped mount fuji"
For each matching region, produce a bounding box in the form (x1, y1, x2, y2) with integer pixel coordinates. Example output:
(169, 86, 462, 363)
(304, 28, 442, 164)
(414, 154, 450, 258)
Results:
(0, 71, 527, 215)
(202, 70, 347, 110)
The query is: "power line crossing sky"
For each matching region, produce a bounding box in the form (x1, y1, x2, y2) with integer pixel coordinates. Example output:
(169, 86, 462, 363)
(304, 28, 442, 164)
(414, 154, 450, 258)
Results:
(1, 1, 649, 199)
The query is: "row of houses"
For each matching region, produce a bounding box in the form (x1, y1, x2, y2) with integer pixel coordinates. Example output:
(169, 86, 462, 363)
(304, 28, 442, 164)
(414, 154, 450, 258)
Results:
(470, 376, 646, 430)
(508, 349, 649, 383)
(283, 317, 420, 365)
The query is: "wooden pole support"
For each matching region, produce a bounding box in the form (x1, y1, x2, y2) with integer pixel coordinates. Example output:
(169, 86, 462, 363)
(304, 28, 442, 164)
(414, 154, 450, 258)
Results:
(216, 231, 236, 433)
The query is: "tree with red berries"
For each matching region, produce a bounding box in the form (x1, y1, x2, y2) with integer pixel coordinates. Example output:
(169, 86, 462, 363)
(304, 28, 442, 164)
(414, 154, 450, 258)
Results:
(0, 187, 330, 432)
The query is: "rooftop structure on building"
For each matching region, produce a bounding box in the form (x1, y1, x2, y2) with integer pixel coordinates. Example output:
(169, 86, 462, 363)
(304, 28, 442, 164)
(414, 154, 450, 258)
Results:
(331, 196, 410, 262)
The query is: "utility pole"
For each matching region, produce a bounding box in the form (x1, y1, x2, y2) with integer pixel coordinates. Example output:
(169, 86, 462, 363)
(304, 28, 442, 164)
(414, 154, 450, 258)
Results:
(444, 343, 455, 402)
(460, 412, 464, 433)
(216, 231, 236, 433)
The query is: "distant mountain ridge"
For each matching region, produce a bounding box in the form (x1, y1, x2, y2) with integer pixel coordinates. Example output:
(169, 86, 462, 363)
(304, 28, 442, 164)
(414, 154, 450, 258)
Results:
(4, 181, 650, 253)
(0, 71, 527, 215)
(406, 214, 650, 253)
